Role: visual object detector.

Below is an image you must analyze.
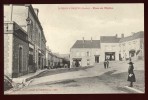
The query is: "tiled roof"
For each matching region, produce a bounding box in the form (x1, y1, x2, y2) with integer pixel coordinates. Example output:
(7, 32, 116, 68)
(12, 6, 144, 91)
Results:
(119, 31, 144, 43)
(71, 40, 100, 48)
(100, 36, 121, 43)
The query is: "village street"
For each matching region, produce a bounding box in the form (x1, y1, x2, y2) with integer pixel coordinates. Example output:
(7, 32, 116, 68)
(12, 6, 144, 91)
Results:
(5, 60, 144, 94)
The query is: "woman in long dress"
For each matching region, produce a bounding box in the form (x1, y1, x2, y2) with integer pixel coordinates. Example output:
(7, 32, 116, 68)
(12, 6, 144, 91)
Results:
(127, 61, 136, 87)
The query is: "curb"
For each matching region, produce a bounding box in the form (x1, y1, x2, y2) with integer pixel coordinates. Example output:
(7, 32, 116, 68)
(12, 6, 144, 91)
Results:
(11, 70, 48, 89)
(124, 86, 144, 93)
(25, 69, 48, 82)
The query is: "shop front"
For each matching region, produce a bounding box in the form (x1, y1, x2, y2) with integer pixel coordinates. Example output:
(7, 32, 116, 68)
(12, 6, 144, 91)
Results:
(105, 52, 115, 61)
(72, 58, 82, 67)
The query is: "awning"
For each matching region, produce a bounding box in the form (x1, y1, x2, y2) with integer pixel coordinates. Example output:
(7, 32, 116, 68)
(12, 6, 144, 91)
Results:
(29, 44, 34, 49)
(105, 52, 115, 54)
(129, 49, 135, 53)
(136, 50, 141, 55)
(94, 55, 100, 56)
(73, 58, 82, 61)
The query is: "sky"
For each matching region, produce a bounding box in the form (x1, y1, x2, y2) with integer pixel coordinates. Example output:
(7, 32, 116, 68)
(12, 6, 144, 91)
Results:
(32, 4, 144, 54)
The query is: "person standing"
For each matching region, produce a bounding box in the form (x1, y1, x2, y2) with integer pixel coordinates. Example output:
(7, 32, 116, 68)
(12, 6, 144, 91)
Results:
(127, 61, 136, 87)
(75, 60, 79, 67)
(104, 60, 107, 69)
(106, 59, 109, 68)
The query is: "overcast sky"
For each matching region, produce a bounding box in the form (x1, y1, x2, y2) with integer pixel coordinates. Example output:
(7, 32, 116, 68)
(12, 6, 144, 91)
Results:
(32, 4, 144, 54)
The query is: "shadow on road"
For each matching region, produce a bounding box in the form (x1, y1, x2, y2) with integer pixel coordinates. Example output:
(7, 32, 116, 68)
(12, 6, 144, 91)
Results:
(26, 66, 93, 82)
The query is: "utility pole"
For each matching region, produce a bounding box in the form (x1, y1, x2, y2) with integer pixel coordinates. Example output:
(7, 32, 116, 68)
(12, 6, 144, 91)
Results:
(10, 4, 13, 21)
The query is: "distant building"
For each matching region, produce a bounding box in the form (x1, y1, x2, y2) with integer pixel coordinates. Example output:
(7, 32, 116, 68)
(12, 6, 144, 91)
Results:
(52, 53, 61, 68)
(60, 54, 70, 67)
(70, 31, 144, 67)
(100, 34, 121, 61)
(46, 46, 53, 69)
(119, 31, 144, 60)
(70, 38, 101, 67)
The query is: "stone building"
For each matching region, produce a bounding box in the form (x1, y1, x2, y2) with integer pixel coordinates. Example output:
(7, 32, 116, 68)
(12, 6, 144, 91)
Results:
(46, 46, 53, 69)
(70, 31, 144, 67)
(70, 38, 101, 67)
(4, 4, 46, 77)
(100, 34, 121, 61)
(119, 31, 144, 60)
(4, 21, 29, 78)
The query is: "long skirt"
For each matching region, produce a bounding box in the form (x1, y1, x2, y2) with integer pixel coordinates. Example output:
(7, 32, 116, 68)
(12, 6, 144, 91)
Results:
(127, 73, 136, 82)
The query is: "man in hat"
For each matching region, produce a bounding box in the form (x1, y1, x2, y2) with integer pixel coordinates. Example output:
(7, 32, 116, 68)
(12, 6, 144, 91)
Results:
(127, 61, 136, 87)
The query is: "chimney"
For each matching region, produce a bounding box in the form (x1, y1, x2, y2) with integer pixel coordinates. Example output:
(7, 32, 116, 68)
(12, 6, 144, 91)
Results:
(34, 8, 39, 17)
(121, 34, 124, 38)
(115, 34, 118, 38)
(91, 37, 92, 42)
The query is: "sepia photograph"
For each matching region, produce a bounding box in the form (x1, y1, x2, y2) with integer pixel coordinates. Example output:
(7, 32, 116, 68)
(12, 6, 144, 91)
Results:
(4, 4, 144, 94)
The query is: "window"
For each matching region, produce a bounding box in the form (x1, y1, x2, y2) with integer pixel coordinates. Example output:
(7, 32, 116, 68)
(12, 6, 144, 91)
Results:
(129, 42, 131, 45)
(87, 51, 89, 56)
(87, 59, 90, 65)
(30, 22, 33, 40)
(133, 41, 136, 44)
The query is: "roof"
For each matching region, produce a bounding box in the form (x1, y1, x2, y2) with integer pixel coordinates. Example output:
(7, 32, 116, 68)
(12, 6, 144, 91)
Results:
(119, 31, 144, 43)
(100, 36, 121, 43)
(71, 40, 100, 48)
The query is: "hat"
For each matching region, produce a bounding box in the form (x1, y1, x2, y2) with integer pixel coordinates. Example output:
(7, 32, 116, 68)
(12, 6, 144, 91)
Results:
(128, 62, 134, 64)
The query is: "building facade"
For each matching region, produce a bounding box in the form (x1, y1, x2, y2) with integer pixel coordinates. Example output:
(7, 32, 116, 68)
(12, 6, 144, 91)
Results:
(4, 21, 29, 78)
(119, 31, 144, 60)
(46, 46, 53, 69)
(70, 39, 101, 67)
(4, 4, 46, 77)
(70, 31, 144, 67)
(100, 35, 121, 62)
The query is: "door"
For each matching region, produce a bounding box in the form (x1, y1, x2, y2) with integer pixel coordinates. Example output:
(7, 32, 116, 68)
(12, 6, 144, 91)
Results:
(95, 56, 99, 63)
(105, 52, 115, 61)
(19, 47, 23, 73)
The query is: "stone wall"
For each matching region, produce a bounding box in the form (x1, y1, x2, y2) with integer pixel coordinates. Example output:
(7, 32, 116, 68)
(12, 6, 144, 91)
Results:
(12, 33, 29, 78)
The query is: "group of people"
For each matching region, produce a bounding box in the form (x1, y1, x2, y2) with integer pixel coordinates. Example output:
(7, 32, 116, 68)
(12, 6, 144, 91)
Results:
(104, 59, 109, 69)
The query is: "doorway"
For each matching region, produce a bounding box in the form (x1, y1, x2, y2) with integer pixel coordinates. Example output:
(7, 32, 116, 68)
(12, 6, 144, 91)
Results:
(105, 52, 115, 61)
(72, 58, 82, 67)
(95, 55, 99, 63)
(18, 47, 23, 73)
